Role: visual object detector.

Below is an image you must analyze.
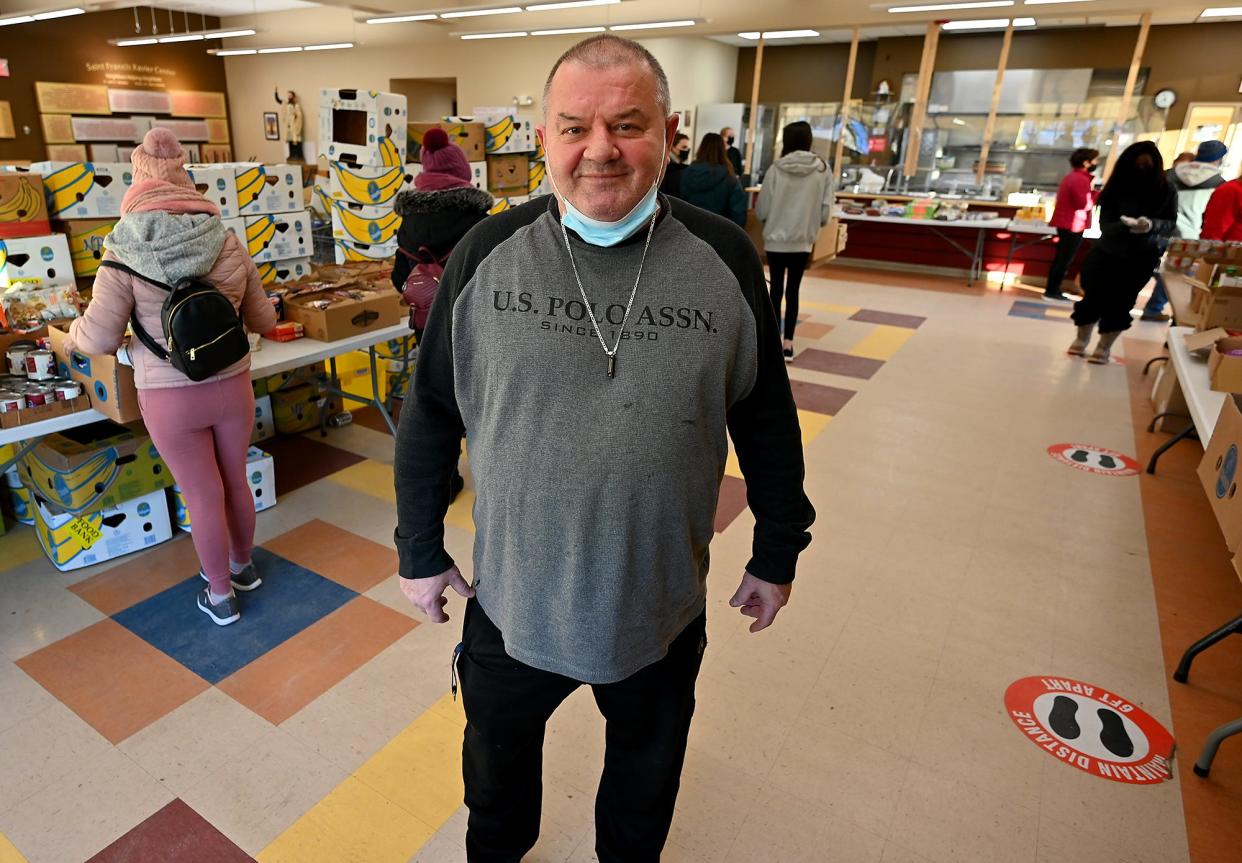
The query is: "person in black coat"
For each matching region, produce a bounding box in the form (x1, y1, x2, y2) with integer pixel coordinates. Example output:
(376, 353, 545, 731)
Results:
(658, 132, 691, 198)
(1068, 141, 1178, 364)
(679, 133, 747, 226)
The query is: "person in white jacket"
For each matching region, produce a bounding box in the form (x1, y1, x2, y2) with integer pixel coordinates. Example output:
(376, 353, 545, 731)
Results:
(757, 121, 833, 361)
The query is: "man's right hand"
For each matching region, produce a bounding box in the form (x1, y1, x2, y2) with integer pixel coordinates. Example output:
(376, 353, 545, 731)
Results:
(399, 565, 475, 623)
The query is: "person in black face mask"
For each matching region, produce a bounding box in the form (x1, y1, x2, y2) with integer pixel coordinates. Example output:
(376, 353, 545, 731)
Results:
(1068, 141, 1178, 364)
(721, 126, 744, 178)
(659, 132, 691, 198)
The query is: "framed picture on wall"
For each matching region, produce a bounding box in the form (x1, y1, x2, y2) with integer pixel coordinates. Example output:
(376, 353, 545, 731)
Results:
(263, 112, 280, 141)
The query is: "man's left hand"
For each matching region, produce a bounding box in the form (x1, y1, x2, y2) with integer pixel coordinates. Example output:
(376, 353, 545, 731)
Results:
(729, 572, 792, 633)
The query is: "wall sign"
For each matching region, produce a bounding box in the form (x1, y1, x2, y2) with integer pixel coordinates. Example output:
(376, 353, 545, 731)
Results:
(1047, 443, 1139, 476)
(0, 59, 9, 78)
(1005, 676, 1175, 785)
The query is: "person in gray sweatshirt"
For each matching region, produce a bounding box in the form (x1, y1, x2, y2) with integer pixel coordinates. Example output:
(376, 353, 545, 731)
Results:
(756, 121, 834, 361)
(392, 34, 814, 863)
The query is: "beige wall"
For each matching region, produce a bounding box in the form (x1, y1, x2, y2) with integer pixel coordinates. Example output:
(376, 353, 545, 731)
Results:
(224, 8, 738, 163)
(391, 79, 458, 122)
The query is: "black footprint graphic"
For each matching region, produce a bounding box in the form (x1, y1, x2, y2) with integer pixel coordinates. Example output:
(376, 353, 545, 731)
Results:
(1098, 455, 1117, 470)
(1049, 695, 1081, 739)
(1070, 450, 1089, 464)
(1097, 708, 1134, 758)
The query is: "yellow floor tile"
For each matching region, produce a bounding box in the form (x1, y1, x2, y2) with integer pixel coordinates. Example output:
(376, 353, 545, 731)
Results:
(724, 411, 830, 479)
(0, 834, 28, 863)
(328, 459, 396, 504)
(445, 489, 475, 533)
(848, 325, 915, 361)
(0, 528, 44, 573)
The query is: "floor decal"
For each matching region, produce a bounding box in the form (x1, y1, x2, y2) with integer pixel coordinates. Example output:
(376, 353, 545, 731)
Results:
(1005, 676, 1175, 784)
(1047, 443, 1140, 476)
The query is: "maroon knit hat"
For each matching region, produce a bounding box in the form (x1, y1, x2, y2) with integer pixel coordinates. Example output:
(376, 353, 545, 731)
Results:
(417, 127, 472, 187)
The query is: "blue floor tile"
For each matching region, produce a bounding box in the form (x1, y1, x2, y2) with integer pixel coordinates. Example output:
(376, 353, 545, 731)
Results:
(113, 547, 357, 684)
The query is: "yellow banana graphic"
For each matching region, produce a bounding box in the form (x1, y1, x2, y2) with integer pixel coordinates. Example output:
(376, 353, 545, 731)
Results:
(485, 116, 515, 153)
(0, 178, 43, 220)
(331, 160, 406, 205)
(36, 509, 105, 566)
(533, 135, 545, 161)
(489, 197, 512, 216)
(235, 165, 267, 210)
(67, 221, 115, 277)
(331, 200, 401, 244)
(313, 184, 334, 215)
(0, 239, 7, 271)
(528, 161, 547, 195)
(43, 162, 96, 216)
(335, 239, 393, 262)
(245, 216, 277, 256)
(378, 136, 402, 169)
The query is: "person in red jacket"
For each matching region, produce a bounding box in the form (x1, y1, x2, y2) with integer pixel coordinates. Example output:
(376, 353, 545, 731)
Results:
(1201, 172, 1242, 241)
(1044, 148, 1100, 301)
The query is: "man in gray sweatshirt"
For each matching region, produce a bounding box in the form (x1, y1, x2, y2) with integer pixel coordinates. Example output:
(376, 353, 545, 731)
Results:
(393, 35, 814, 863)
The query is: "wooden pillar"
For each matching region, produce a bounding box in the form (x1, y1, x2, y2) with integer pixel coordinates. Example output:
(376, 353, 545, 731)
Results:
(744, 35, 764, 178)
(832, 26, 862, 180)
(1102, 11, 1152, 180)
(975, 19, 1014, 187)
(903, 21, 941, 179)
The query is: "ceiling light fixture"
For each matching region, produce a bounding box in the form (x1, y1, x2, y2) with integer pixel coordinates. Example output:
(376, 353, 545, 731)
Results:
(214, 48, 257, 55)
(1200, 6, 1242, 17)
(33, 7, 85, 20)
(887, 1, 1012, 12)
(258, 46, 302, 53)
(158, 33, 204, 42)
(116, 37, 158, 45)
(941, 16, 1034, 29)
(110, 26, 256, 45)
(460, 29, 528, 37)
(609, 19, 696, 30)
(1023, 0, 1094, 5)
(365, 13, 438, 23)
(531, 25, 606, 34)
(738, 29, 821, 39)
(526, 0, 619, 9)
(304, 42, 353, 50)
(440, 6, 523, 18)
(0, 15, 35, 25)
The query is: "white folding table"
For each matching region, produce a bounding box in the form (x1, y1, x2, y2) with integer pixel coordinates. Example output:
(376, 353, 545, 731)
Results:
(1145, 326, 1223, 475)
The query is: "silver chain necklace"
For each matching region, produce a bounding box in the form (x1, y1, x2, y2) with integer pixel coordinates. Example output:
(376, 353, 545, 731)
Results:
(558, 209, 659, 379)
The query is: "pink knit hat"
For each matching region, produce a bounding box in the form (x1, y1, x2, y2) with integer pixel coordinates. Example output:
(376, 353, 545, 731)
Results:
(416, 127, 473, 190)
(130, 127, 194, 189)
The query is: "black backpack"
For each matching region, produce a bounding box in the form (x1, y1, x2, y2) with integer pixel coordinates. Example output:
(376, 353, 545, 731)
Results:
(98, 259, 250, 382)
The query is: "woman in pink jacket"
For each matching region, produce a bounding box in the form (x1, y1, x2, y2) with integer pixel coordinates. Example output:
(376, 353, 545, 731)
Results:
(69, 129, 277, 626)
(1044, 147, 1100, 301)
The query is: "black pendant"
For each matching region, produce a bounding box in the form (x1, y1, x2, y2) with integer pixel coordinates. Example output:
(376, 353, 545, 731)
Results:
(607, 355, 616, 379)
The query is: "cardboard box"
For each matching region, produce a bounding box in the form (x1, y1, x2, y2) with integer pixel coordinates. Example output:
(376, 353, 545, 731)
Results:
(1149, 362, 1190, 433)
(408, 161, 485, 191)
(328, 161, 411, 207)
(0, 173, 51, 239)
(334, 349, 389, 404)
(283, 284, 404, 342)
(527, 159, 550, 196)
(0, 394, 92, 430)
(812, 219, 848, 263)
(252, 394, 274, 442)
(408, 121, 487, 163)
(187, 163, 242, 219)
(221, 216, 246, 242)
(273, 382, 321, 434)
(7, 483, 35, 526)
(53, 219, 117, 279)
(34, 486, 173, 572)
(334, 238, 398, 264)
(489, 195, 529, 216)
(312, 175, 333, 215)
(487, 154, 530, 196)
(0, 233, 74, 288)
(265, 362, 324, 395)
(243, 211, 313, 263)
(235, 163, 303, 216)
(1186, 281, 1242, 331)
(47, 323, 141, 424)
(1208, 336, 1242, 393)
(18, 420, 173, 515)
(330, 199, 402, 245)
(27, 162, 133, 219)
(468, 112, 536, 155)
(1199, 395, 1242, 550)
(171, 446, 275, 532)
(319, 89, 408, 168)
(257, 257, 313, 286)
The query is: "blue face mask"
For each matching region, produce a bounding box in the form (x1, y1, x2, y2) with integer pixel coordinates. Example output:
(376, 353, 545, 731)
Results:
(548, 139, 665, 248)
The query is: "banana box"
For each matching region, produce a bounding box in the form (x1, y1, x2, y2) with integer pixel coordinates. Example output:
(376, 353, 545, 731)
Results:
(487, 154, 530, 197)
(334, 237, 398, 265)
(528, 159, 551, 196)
(187, 163, 242, 218)
(235, 163, 302, 216)
(328, 161, 411, 207)
(0, 233, 74, 288)
(53, 219, 117, 279)
(319, 89, 408, 168)
(489, 195, 530, 216)
(467, 113, 536, 155)
(17, 421, 173, 516)
(311, 176, 333, 216)
(407, 161, 486, 191)
(28, 162, 133, 219)
(330, 199, 402, 246)
(5, 466, 34, 526)
(273, 382, 322, 434)
(0, 173, 51, 239)
(252, 394, 274, 443)
(257, 257, 313, 286)
(221, 217, 246, 241)
(243, 210, 313, 263)
(408, 122, 487, 163)
(34, 486, 173, 572)
(170, 446, 275, 533)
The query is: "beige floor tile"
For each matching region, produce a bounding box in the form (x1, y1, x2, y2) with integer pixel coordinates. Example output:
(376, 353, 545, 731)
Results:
(665, 747, 764, 862)
(0, 584, 104, 662)
(879, 842, 940, 863)
(802, 654, 936, 758)
(889, 763, 1039, 863)
(119, 687, 272, 797)
(0, 745, 171, 863)
(0, 700, 112, 815)
(408, 831, 466, 863)
(723, 783, 887, 862)
(0, 660, 59, 735)
(180, 726, 349, 855)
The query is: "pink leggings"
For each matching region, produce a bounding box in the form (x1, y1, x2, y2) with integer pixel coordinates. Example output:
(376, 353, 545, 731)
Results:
(138, 373, 256, 594)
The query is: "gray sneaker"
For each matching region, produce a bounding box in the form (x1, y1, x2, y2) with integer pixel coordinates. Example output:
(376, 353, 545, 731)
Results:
(197, 586, 240, 626)
(200, 564, 262, 592)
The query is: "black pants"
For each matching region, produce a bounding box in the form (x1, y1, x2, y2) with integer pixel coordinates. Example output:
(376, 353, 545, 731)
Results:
(286, 141, 300, 161)
(1045, 228, 1084, 297)
(1072, 248, 1158, 333)
(767, 251, 810, 341)
(458, 599, 706, 863)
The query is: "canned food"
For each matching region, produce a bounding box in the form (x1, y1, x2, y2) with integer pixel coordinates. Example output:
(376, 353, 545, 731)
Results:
(23, 387, 52, 408)
(52, 381, 82, 401)
(24, 350, 56, 381)
(6, 346, 32, 376)
(0, 392, 22, 413)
